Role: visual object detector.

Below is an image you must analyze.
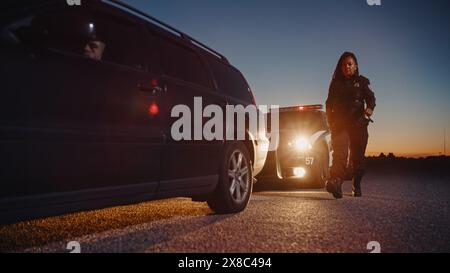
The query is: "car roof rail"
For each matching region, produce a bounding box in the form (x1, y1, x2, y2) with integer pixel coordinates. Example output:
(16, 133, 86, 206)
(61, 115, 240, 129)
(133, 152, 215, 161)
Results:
(103, 0, 230, 64)
(278, 104, 324, 112)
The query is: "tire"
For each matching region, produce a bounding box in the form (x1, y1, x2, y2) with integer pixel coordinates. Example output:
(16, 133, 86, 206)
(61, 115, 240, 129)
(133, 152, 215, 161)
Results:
(207, 142, 253, 214)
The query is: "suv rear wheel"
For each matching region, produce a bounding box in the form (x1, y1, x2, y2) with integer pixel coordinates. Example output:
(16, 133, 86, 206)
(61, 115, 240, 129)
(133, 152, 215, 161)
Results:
(207, 142, 253, 214)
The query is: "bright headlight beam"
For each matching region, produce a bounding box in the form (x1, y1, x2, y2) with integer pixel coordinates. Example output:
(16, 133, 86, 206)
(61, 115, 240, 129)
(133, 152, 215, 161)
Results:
(293, 167, 306, 178)
(296, 138, 309, 151)
(290, 137, 312, 152)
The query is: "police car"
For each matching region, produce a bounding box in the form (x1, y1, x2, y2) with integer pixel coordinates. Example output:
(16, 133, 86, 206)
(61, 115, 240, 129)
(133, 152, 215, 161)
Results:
(257, 105, 331, 188)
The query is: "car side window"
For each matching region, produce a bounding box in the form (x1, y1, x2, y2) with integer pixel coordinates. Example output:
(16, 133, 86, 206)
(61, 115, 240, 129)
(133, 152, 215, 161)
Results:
(6, 7, 146, 70)
(208, 59, 252, 102)
(156, 34, 212, 88)
(98, 13, 146, 70)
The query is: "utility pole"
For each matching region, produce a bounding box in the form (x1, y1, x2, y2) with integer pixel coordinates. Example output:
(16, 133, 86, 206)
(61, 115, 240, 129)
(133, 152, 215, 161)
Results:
(445, 128, 446, 156)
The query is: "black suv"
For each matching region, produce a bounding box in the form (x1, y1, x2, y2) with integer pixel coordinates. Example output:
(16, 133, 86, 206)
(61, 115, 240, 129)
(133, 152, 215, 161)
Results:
(0, 0, 268, 223)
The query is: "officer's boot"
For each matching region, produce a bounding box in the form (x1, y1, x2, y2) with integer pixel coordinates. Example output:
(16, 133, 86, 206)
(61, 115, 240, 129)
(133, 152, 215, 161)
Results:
(326, 177, 343, 199)
(352, 170, 365, 197)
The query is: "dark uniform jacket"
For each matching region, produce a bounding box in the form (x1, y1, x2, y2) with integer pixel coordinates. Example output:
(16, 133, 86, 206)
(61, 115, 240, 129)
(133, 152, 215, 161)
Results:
(326, 75, 376, 130)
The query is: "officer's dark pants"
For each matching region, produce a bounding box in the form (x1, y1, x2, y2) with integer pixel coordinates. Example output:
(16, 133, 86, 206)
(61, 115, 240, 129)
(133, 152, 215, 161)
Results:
(330, 125, 369, 180)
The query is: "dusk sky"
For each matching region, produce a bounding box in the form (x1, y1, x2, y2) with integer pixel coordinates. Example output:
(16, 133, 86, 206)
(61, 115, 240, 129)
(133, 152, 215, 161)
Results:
(124, 0, 450, 156)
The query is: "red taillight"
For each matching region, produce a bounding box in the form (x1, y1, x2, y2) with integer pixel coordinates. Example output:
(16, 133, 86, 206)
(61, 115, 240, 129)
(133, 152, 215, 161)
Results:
(151, 79, 159, 87)
(149, 102, 159, 116)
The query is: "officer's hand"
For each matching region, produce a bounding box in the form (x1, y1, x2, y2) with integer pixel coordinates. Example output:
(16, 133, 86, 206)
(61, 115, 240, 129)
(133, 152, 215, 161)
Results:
(365, 108, 374, 117)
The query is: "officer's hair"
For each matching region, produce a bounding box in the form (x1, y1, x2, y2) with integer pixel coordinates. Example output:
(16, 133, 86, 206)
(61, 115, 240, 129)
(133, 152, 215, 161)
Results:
(332, 51, 360, 81)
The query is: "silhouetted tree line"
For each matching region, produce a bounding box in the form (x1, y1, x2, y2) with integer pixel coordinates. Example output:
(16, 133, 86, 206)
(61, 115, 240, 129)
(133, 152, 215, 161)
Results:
(365, 154, 450, 176)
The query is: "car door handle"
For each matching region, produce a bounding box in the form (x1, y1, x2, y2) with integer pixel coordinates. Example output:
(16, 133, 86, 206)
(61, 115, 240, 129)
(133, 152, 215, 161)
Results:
(138, 79, 166, 96)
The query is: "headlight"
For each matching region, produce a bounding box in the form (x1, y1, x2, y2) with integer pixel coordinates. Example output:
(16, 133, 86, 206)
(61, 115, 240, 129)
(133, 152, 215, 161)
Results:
(289, 136, 312, 152)
(293, 167, 306, 178)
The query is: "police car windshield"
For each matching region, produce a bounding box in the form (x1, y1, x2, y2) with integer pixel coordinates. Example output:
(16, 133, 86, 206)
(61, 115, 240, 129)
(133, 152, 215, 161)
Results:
(268, 111, 325, 132)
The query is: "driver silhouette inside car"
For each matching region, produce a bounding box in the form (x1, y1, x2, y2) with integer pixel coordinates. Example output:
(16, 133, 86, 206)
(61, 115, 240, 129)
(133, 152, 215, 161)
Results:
(83, 39, 106, 60)
(83, 22, 106, 61)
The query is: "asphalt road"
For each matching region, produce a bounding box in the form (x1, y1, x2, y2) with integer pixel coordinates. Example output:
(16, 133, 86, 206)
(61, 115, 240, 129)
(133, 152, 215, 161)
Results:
(1, 171, 449, 253)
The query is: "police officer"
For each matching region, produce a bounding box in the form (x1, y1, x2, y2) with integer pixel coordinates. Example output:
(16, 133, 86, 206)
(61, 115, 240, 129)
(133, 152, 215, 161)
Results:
(325, 52, 376, 199)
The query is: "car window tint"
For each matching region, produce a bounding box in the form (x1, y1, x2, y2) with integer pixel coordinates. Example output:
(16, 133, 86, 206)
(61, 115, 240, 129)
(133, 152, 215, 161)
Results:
(7, 7, 146, 70)
(157, 35, 212, 87)
(140, 28, 161, 74)
(208, 59, 251, 101)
